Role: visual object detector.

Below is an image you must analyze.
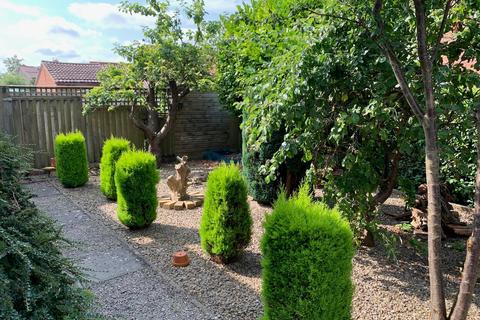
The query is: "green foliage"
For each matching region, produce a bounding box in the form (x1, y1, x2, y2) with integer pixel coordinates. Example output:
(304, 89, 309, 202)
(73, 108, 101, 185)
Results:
(261, 185, 354, 319)
(242, 127, 282, 204)
(115, 150, 159, 228)
(83, 0, 214, 116)
(0, 72, 28, 85)
(100, 137, 131, 200)
(54, 131, 89, 188)
(200, 162, 252, 263)
(218, 0, 480, 239)
(0, 134, 96, 319)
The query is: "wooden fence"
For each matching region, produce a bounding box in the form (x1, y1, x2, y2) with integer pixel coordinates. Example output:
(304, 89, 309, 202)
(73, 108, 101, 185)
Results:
(0, 86, 240, 168)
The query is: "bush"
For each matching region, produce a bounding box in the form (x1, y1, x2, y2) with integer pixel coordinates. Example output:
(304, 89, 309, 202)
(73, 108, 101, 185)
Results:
(100, 137, 131, 200)
(54, 131, 89, 188)
(0, 134, 95, 319)
(242, 125, 282, 205)
(115, 150, 159, 228)
(200, 162, 252, 263)
(261, 186, 354, 320)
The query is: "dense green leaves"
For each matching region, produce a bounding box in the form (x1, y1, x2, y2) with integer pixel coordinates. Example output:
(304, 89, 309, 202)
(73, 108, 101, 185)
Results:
(261, 186, 354, 319)
(115, 151, 159, 228)
(100, 137, 131, 200)
(54, 131, 89, 188)
(200, 163, 252, 263)
(218, 0, 480, 242)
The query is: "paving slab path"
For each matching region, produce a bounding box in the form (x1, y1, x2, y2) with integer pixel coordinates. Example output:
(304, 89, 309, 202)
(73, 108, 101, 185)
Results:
(26, 180, 212, 320)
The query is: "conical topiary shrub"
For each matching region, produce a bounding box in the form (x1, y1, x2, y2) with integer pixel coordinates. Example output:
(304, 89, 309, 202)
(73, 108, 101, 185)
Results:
(261, 185, 354, 319)
(100, 137, 131, 200)
(200, 162, 252, 263)
(54, 131, 89, 188)
(115, 150, 159, 228)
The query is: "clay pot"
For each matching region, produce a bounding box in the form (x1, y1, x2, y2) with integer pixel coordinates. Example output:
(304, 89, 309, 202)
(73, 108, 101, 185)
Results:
(50, 158, 56, 167)
(172, 251, 190, 267)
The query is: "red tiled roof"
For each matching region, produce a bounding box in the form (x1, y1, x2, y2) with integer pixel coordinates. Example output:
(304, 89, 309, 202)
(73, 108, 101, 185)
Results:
(41, 60, 113, 84)
(18, 65, 39, 82)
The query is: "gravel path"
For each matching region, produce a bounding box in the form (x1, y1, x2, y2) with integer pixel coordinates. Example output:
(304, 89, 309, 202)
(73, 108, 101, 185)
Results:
(36, 161, 480, 319)
(26, 179, 212, 320)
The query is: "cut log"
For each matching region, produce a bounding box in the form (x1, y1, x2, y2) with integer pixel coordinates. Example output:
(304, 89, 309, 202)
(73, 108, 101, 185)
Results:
(174, 201, 185, 210)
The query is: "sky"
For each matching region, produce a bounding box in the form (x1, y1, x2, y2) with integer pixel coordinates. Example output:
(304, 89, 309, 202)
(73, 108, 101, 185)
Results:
(0, 0, 244, 71)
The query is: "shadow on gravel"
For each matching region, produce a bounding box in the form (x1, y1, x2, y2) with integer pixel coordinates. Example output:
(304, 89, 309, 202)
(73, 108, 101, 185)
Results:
(355, 241, 480, 308)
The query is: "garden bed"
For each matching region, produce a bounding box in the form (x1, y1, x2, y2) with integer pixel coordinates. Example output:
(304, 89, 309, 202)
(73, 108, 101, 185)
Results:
(50, 160, 480, 320)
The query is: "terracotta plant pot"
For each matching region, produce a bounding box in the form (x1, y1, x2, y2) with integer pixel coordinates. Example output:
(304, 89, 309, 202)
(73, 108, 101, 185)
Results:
(50, 158, 56, 168)
(172, 251, 190, 267)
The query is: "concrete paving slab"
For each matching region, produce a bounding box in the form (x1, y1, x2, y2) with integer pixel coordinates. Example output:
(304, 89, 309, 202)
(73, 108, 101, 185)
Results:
(24, 181, 60, 197)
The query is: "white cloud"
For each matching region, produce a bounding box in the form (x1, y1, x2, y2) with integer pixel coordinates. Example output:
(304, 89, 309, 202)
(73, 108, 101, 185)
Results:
(0, 0, 42, 17)
(0, 15, 118, 67)
(68, 2, 155, 29)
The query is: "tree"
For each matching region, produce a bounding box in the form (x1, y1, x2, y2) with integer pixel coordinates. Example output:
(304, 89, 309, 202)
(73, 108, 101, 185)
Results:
(217, 0, 422, 242)
(3, 55, 22, 73)
(219, 0, 480, 317)
(314, 0, 480, 318)
(84, 0, 214, 165)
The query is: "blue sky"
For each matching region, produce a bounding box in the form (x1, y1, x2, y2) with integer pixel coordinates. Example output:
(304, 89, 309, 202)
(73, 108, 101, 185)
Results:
(0, 0, 243, 71)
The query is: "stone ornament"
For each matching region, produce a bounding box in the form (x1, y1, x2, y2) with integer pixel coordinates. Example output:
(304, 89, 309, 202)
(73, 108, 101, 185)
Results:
(160, 156, 204, 210)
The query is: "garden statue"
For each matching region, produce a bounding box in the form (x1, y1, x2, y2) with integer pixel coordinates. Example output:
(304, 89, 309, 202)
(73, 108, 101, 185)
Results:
(160, 155, 204, 210)
(167, 156, 191, 201)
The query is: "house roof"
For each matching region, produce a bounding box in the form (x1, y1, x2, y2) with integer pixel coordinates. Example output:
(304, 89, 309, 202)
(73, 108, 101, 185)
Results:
(41, 60, 113, 84)
(18, 65, 39, 81)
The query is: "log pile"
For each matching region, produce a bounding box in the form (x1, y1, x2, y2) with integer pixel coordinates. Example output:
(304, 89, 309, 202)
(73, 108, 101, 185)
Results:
(411, 184, 472, 237)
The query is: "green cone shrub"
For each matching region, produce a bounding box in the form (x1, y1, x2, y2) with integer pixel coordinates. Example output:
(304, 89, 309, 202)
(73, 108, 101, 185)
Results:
(261, 185, 354, 319)
(54, 131, 89, 188)
(115, 150, 159, 228)
(200, 162, 252, 263)
(100, 137, 131, 200)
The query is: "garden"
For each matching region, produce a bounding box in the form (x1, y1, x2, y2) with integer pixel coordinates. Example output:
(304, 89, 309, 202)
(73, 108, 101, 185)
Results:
(1, 0, 480, 320)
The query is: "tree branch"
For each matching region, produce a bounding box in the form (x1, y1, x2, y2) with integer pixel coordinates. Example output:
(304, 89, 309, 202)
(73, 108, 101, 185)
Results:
(431, 0, 454, 64)
(129, 103, 152, 138)
(372, 0, 426, 125)
(373, 151, 401, 205)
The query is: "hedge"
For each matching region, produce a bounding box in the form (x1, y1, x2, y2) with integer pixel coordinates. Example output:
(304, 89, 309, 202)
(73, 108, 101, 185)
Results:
(100, 137, 131, 200)
(54, 131, 89, 188)
(115, 150, 159, 228)
(200, 162, 252, 263)
(261, 185, 354, 319)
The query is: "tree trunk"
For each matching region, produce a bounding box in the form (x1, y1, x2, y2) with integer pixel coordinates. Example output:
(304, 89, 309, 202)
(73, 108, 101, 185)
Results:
(449, 106, 480, 320)
(148, 136, 163, 167)
(424, 122, 447, 320)
(414, 1, 447, 317)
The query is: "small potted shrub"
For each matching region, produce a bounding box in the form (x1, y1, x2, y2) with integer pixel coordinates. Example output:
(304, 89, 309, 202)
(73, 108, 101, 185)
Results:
(115, 150, 159, 228)
(200, 162, 252, 263)
(54, 131, 89, 188)
(100, 137, 130, 200)
(261, 185, 354, 319)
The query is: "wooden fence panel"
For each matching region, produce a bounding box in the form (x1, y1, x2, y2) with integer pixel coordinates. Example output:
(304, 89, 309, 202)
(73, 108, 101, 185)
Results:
(0, 96, 146, 168)
(0, 89, 240, 168)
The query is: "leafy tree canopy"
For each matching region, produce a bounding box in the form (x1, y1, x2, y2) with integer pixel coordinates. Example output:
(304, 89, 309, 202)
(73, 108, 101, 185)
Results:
(217, 0, 479, 239)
